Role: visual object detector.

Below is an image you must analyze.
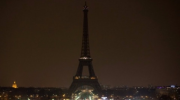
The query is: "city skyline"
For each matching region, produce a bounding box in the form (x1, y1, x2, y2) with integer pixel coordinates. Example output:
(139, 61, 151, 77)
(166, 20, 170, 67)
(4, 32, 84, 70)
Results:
(0, 1, 179, 87)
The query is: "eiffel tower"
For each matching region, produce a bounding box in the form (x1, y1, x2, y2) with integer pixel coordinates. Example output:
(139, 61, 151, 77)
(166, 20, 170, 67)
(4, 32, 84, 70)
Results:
(67, 3, 102, 97)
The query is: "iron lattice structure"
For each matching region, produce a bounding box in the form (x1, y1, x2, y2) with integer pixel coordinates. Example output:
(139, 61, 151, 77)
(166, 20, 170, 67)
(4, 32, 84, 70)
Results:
(67, 3, 102, 97)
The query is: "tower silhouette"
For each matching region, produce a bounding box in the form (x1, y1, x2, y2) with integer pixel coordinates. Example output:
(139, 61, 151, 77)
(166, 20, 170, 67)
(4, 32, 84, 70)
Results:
(68, 3, 102, 97)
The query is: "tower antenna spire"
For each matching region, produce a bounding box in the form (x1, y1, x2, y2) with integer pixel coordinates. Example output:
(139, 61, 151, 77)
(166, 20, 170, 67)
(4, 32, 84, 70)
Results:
(84, 1, 88, 10)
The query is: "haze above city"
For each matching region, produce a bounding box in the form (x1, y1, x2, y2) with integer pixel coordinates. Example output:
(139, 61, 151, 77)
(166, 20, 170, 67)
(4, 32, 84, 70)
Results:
(0, 0, 179, 87)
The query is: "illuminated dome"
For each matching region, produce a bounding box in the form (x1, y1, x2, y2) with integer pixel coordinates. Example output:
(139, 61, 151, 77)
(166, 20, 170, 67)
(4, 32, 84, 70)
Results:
(12, 81, 18, 88)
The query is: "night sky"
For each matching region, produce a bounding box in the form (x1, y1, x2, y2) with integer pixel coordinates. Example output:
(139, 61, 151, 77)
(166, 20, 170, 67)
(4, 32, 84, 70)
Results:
(0, 0, 180, 87)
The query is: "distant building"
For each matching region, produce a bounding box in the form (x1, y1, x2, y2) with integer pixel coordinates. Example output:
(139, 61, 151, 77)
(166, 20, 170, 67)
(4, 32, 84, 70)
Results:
(12, 81, 18, 88)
